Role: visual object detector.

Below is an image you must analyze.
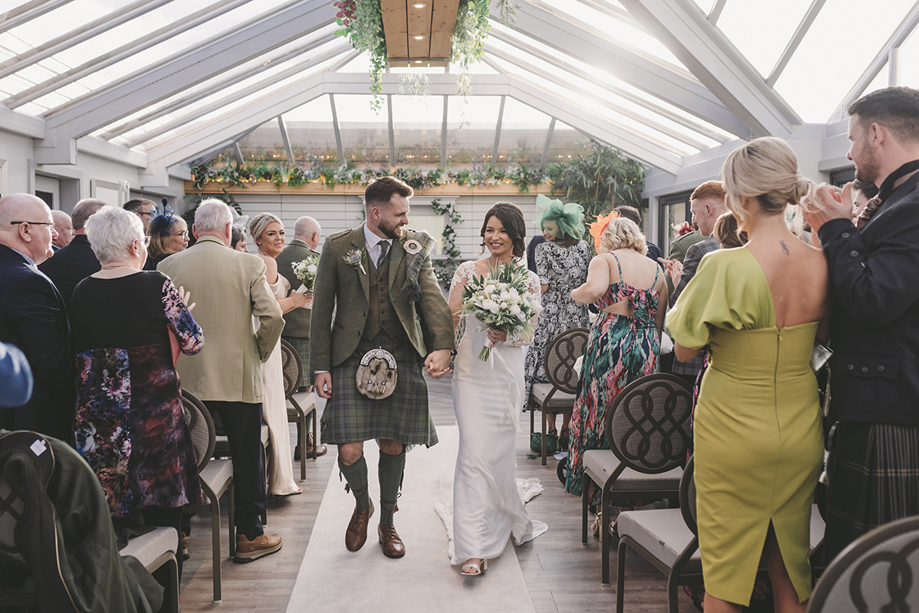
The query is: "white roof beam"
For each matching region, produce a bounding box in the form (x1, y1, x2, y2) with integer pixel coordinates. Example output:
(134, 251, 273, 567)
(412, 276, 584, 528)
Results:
(329, 94, 345, 165)
(440, 96, 448, 167)
(100, 33, 339, 140)
(539, 118, 556, 171)
(0, 0, 75, 36)
(0, 105, 45, 138)
(832, 1, 919, 120)
(278, 115, 295, 164)
(620, 0, 800, 137)
(766, 0, 826, 87)
(7, 0, 257, 109)
(387, 94, 395, 166)
(571, 0, 642, 30)
(0, 0, 174, 81)
(492, 95, 506, 166)
(486, 44, 711, 151)
(123, 42, 351, 147)
(41, 0, 336, 140)
(492, 2, 751, 138)
(707, 0, 727, 24)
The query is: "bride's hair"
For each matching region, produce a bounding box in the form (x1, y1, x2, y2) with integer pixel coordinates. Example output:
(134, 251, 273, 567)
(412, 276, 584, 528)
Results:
(480, 202, 526, 258)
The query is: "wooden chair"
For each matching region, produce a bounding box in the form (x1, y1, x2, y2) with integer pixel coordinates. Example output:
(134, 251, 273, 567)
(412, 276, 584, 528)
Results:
(581, 373, 692, 585)
(529, 327, 588, 466)
(281, 339, 318, 480)
(182, 390, 235, 604)
(809, 515, 919, 612)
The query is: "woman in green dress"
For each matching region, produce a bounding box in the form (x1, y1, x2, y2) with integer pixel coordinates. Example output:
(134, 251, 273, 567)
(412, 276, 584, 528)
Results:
(668, 137, 829, 613)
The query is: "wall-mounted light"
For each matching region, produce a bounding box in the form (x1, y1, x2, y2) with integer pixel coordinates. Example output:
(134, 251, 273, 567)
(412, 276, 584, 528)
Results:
(412, 34, 425, 40)
(414, 60, 423, 64)
(411, 2, 427, 8)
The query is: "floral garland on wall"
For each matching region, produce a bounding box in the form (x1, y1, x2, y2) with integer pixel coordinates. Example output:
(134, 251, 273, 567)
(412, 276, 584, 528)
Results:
(190, 162, 550, 193)
(429, 197, 465, 285)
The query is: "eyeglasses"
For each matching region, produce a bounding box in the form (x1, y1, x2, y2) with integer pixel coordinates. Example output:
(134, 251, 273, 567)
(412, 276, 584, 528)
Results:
(10, 221, 54, 226)
(135, 236, 151, 248)
(173, 231, 189, 239)
(139, 211, 155, 218)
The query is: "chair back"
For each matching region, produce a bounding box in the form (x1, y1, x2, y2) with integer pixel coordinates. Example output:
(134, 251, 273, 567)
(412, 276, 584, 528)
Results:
(605, 373, 693, 474)
(543, 327, 589, 394)
(280, 339, 302, 400)
(182, 390, 216, 473)
(679, 455, 697, 535)
(808, 516, 919, 612)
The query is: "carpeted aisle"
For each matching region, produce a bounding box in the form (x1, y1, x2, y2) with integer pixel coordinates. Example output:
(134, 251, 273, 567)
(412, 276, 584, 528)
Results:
(286, 426, 537, 612)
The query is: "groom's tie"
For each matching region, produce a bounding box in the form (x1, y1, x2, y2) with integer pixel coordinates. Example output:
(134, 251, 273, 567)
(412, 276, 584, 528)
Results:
(378, 241, 389, 268)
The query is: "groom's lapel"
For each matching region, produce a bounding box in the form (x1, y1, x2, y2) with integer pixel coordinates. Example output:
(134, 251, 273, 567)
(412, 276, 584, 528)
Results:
(388, 233, 404, 293)
(351, 225, 370, 304)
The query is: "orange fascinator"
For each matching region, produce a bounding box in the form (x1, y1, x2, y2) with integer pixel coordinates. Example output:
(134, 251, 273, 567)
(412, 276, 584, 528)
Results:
(588, 210, 620, 251)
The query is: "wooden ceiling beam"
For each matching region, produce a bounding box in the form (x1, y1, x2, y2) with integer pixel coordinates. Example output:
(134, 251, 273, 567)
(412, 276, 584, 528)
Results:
(381, 0, 409, 59)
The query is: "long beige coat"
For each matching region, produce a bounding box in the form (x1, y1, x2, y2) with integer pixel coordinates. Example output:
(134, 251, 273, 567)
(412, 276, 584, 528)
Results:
(158, 235, 284, 403)
(310, 225, 454, 372)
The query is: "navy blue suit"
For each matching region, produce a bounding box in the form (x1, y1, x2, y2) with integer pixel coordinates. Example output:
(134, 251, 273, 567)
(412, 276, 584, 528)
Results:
(0, 244, 74, 439)
(38, 234, 101, 312)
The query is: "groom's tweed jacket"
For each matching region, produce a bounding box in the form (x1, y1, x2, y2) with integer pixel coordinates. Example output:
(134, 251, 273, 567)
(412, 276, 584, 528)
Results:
(310, 225, 455, 371)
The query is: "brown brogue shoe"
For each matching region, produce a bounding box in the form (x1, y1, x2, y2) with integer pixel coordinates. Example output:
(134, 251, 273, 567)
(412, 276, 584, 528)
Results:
(378, 524, 406, 559)
(345, 501, 374, 552)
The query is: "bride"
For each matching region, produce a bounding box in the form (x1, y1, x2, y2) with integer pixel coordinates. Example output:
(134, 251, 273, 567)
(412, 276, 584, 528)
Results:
(447, 202, 548, 576)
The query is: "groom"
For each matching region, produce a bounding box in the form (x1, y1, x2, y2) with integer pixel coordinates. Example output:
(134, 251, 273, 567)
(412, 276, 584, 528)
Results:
(311, 176, 455, 558)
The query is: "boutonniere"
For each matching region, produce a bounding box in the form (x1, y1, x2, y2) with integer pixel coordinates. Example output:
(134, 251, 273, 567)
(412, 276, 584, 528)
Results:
(343, 248, 367, 275)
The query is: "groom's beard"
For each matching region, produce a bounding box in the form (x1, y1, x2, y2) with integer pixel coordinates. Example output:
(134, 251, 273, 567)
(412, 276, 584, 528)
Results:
(378, 219, 403, 240)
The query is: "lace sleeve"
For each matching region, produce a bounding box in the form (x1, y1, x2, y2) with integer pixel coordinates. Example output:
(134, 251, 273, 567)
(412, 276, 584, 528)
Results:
(507, 271, 542, 346)
(448, 261, 477, 349)
(449, 260, 477, 295)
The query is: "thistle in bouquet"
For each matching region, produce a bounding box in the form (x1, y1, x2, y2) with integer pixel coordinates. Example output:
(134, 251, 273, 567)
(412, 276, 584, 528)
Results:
(291, 254, 320, 294)
(460, 261, 541, 361)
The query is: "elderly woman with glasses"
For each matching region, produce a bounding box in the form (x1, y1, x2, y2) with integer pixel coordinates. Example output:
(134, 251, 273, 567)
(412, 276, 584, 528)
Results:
(143, 212, 189, 270)
(70, 206, 204, 580)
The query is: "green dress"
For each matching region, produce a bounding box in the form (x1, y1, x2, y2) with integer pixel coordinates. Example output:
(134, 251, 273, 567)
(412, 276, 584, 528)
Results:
(667, 247, 822, 606)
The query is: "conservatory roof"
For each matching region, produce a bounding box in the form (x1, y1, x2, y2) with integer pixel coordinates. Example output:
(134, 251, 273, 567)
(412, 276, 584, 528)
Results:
(1, 0, 917, 182)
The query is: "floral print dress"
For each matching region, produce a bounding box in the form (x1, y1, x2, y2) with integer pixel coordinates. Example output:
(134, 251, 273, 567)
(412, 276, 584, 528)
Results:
(523, 240, 591, 408)
(71, 272, 204, 518)
(564, 253, 661, 504)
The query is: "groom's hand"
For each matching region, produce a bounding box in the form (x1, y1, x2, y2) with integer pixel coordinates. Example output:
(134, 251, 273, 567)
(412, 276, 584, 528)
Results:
(315, 372, 333, 399)
(424, 349, 452, 379)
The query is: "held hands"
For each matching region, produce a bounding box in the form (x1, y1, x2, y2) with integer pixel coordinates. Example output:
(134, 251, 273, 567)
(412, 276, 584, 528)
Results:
(802, 182, 853, 236)
(657, 258, 683, 286)
(302, 293, 314, 309)
(486, 328, 507, 347)
(177, 286, 196, 312)
(424, 349, 452, 379)
(315, 372, 333, 399)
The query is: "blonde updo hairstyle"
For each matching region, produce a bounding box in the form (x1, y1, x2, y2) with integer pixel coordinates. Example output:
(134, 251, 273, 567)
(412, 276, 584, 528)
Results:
(599, 217, 647, 256)
(721, 137, 815, 221)
(249, 212, 283, 245)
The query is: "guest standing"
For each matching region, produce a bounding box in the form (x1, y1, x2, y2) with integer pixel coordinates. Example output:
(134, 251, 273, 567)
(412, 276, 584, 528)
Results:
(670, 137, 828, 612)
(39, 198, 105, 310)
(158, 199, 285, 562)
(0, 193, 74, 440)
(249, 212, 308, 495)
(51, 210, 73, 250)
(143, 213, 189, 270)
(565, 216, 667, 503)
(523, 195, 590, 449)
(71, 206, 204, 579)
(448, 202, 547, 576)
(232, 226, 249, 252)
(804, 86, 919, 563)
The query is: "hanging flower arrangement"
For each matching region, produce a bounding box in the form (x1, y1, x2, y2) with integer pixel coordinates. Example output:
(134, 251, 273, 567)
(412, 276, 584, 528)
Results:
(333, 0, 515, 109)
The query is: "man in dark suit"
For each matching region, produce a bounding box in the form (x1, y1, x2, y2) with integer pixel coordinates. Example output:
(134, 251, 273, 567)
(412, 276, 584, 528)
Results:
(805, 86, 919, 562)
(0, 193, 75, 440)
(39, 199, 104, 311)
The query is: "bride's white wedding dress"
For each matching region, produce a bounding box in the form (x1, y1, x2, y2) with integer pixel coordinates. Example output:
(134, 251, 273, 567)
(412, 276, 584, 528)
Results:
(447, 261, 548, 565)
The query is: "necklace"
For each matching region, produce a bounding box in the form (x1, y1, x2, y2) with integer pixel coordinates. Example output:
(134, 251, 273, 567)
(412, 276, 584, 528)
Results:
(106, 264, 132, 270)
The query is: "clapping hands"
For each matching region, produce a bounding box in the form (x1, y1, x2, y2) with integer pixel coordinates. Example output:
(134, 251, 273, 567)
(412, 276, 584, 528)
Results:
(177, 286, 196, 312)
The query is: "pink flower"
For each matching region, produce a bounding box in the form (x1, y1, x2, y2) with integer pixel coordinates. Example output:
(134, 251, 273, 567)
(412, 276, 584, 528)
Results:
(343, 18, 350, 25)
(336, 10, 343, 17)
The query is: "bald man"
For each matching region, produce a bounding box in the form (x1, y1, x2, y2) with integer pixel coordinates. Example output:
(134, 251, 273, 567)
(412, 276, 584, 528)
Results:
(276, 217, 321, 387)
(0, 194, 75, 439)
(51, 210, 73, 250)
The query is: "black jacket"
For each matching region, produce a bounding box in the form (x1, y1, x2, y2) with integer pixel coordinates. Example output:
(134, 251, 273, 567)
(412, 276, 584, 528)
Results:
(0, 244, 74, 439)
(818, 168, 919, 426)
(38, 234, 101, 312)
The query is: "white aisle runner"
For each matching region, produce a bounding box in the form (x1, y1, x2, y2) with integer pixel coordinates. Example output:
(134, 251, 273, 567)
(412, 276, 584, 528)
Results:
(286, 426, 537, 612)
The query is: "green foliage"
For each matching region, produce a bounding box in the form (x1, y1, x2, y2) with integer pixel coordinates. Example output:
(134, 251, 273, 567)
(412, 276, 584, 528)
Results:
(181, 192, 243, 247)
(430, 197, 465, 286)
(551, 140, 645, 230)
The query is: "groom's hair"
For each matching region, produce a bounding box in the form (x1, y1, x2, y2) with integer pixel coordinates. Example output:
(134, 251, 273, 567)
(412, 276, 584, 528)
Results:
(365, 177, 413, 208)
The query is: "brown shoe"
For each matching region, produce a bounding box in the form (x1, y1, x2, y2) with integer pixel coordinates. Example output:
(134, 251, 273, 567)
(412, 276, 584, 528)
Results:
(378, 524, 406, 559)
(345, 502, 374, 552)
(233, 533, 282, 563)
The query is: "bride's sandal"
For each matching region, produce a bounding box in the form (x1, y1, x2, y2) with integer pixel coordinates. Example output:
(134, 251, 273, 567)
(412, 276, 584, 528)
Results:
(461, 559, 487, 576)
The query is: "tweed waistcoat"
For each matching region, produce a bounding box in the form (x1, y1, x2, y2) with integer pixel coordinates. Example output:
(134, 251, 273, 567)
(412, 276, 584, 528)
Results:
(363, 250, 405, 342)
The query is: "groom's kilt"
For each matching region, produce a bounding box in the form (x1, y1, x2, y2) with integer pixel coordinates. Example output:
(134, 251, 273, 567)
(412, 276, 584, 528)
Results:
(321, 332, 438, 447)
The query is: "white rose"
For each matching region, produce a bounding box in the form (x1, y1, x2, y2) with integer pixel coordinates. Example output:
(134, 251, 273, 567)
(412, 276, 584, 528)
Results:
(510, 304, 521, 316)
(307, 264, 318, 274)
(516, 310, 527, 321)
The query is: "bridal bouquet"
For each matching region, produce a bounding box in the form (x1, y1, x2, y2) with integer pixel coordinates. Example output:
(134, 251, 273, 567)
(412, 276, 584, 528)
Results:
(291, 255, 320, 294)
(460, 262, 541, 361)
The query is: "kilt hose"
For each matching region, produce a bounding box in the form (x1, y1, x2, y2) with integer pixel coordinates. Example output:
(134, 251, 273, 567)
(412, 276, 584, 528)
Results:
(283, 335, 310, 387)
(823, 421, 919, 564)
(321, 331, 438, 447)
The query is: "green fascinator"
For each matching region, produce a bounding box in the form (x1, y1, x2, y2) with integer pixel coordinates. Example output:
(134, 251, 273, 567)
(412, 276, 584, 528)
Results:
(535, 194, 585, 240)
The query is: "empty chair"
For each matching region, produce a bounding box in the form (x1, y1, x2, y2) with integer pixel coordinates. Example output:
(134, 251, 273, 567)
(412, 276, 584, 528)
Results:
(281, 338, 318, 479)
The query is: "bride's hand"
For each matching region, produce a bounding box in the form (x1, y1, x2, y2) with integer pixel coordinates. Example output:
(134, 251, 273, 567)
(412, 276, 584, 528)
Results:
(486, 328, 507, 345)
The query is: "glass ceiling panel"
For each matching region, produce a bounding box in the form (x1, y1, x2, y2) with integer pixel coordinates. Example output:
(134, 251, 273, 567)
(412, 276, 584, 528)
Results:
(237, 118, 286, 165)
(690, 0, 717, 16)
(898, 28, 919, 91)
(448, 61, 498, 74)
(495, 97, 551, 166)
(392, 95, 443, 168)
(282, 96, 339, 166)
(544, 121, 586, 167)
(775, 0, 916, 122)
(717, 0, 810, 78)
(339, 53, 371, 73)
(336, 94, 390, 167)
(863, 62, 891, 99)
(445, 95, 501, 166)
(3, 0, 128, 50)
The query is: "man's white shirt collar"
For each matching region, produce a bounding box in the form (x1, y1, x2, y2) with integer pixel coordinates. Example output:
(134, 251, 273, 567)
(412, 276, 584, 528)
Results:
(363, 224, 393, 266)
